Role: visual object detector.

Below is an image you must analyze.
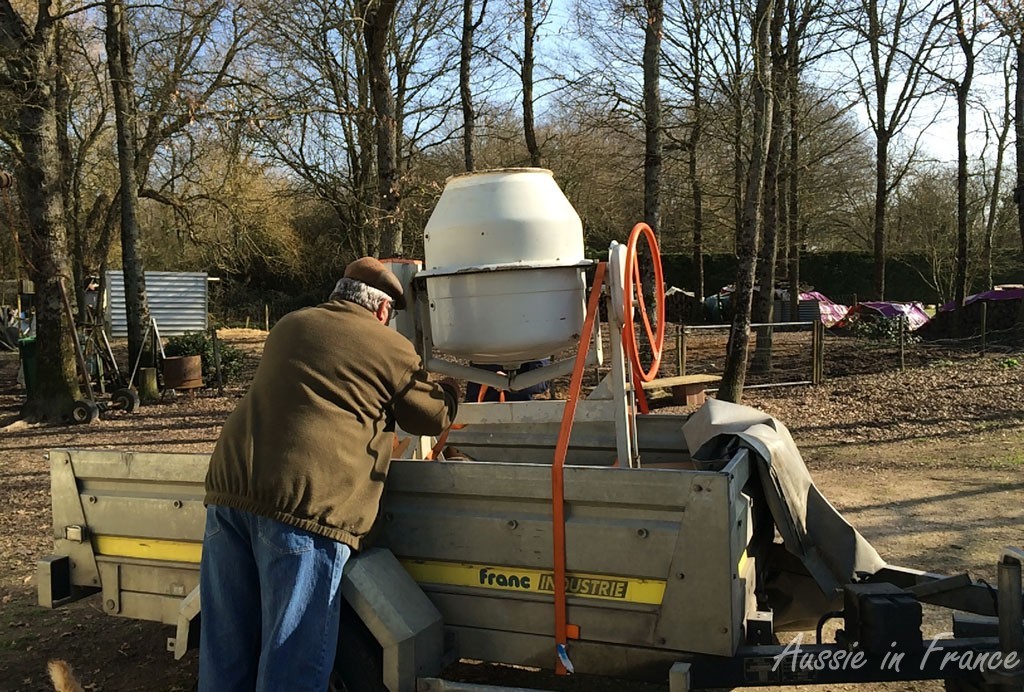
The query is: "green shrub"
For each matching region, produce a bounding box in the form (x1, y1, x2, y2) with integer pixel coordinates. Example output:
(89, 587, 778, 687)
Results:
(846, 314, 921, 345)
(1000, 357, 1021, 369)
(164, 331, 247, 385)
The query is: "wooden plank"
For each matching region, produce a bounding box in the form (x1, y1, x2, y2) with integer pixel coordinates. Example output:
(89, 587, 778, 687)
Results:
(641, 374, 721, 390)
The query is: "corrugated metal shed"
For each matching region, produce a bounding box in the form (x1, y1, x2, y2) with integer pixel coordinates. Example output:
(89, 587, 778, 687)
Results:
(106, 271, 208, 337)
(774, 299, 821, 323)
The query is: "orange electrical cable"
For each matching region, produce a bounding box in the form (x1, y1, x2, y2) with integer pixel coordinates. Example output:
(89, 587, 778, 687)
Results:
(622, 223, 665, 414)
(425, 428, 450, 460)
(550, 260, 607, 675)
(477, 384, 506, 403)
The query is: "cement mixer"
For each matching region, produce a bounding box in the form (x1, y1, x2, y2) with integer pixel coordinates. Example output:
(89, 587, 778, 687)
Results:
(385, 167, 667, 468)
(37, 169, 1024, 692)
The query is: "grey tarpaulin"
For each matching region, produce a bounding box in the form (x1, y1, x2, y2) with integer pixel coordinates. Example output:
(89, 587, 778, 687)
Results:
(682, 399, 886, 626)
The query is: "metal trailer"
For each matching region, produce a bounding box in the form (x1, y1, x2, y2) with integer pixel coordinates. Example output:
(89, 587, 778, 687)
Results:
(36, 219, 1024, 691)
(37, 428, 1024, 692)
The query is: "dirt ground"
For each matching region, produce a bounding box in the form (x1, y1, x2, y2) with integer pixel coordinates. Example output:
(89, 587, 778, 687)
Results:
(0, 329, 1021, 692)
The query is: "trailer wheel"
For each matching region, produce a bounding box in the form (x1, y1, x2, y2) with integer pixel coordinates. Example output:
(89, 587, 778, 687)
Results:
(331, 601, 386, 692)
(71, 399, 100, 424)
(111, 387, 140, 413)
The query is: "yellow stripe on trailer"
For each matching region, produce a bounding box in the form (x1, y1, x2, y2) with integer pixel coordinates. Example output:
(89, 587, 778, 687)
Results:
(401, 559, 666, 605)
(94, 535, 202, 564)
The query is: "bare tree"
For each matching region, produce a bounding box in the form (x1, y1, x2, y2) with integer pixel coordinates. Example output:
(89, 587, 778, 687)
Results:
(521, 0, 545, 166)
(643, 0, 663, 237)
(781, 0, 833, 319)
(58, 0, 251, 356)
(460, 0, 489, 171)
(752, 0, 786, 375)
(951, 0, 976, 313)
(248, 0, 457, 259)
(785, 0, 801, 320)
(664, 0, 709, 300)
(977, 39, 1014, 289)
(105, 0, 150, 368)
(715, 0, 752, 250)
(359, 0, 402, 255)
(927, 0, 989, 320)
(53, 18, 115, 319)
(392, 0, 462, 170)
(0, 0, 80, 421)
(719, 0, 774, 403)
(1016, 23, 1024, 255)
(247, 0, 378, 257)
(982, 0, 1023, 254)
(754, 0, 786, 329)
(844, 0, 942, 300)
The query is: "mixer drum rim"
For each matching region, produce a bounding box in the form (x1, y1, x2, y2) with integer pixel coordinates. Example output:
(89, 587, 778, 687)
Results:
(416, 258, 595, 279)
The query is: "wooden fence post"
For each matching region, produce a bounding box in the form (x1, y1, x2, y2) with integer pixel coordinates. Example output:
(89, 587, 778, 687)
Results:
(678, 326, 688, 376)
(811, 320, 825, 385)
(980, 301, 987, 355)
(210, 327, 225, 394)
(819, 321, 826, 382)
(899, 316, 906, 372)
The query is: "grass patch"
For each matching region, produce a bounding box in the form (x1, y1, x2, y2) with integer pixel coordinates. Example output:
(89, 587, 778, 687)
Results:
(988, 451, 1024, 469)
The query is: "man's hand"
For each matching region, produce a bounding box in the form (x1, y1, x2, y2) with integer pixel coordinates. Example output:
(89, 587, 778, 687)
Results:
(437, 377, 459, 397)
(437, 377, 460, 419)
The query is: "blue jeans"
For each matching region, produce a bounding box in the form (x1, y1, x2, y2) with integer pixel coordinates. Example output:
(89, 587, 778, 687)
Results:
(198, 504, 352, 692)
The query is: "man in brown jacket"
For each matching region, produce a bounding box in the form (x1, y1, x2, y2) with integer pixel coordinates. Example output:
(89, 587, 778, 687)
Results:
(199, 257, 457, 692)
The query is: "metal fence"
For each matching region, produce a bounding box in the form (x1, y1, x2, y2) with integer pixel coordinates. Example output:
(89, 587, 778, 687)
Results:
(660, 322, 824, 389)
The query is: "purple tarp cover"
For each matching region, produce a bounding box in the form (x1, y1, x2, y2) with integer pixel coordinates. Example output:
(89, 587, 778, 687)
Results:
(838, 301, 931, 331)
(799, 290, 849, 327)
(938, 287, 1024, 313)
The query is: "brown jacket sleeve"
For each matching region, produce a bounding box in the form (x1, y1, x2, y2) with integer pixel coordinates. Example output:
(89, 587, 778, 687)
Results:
(390, 367, 458, 435)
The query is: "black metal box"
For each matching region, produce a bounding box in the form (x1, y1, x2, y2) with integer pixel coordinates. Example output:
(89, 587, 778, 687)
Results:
(843, 583, 922, 656)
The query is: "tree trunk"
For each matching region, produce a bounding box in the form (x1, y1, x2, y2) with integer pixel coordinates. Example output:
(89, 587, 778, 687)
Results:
(689, 137, 704, 303)
(787, 103, 800, 319)
(873, 133, 888, 301)
(523, 0, 541, 167)
(786, 0, 800, 321)
(362, 0, 402, 255)
(731, 53, 744, 252)
(952, 0, 973, 334)
(53, 22, 81, 318)
(720, 0, 774, 404)
(983, 54, 1011, 292)
(353, 58, 378, 256)
(643, 0, 663, 238)
(868, 0, 887, 301)
(1016, 41, 1024, 255)
(753, 157, 779, 371)
(753, 0, 786, 375)
(460, 0, 482, 172)
(0, 5, 80, 421)
(105, 0, 151, 370)
(686, 0, 705, 303)
(954, 79, 970, 312)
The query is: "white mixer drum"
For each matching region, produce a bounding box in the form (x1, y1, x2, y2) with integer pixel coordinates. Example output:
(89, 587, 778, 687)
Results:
(420, 168, 589, 365)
